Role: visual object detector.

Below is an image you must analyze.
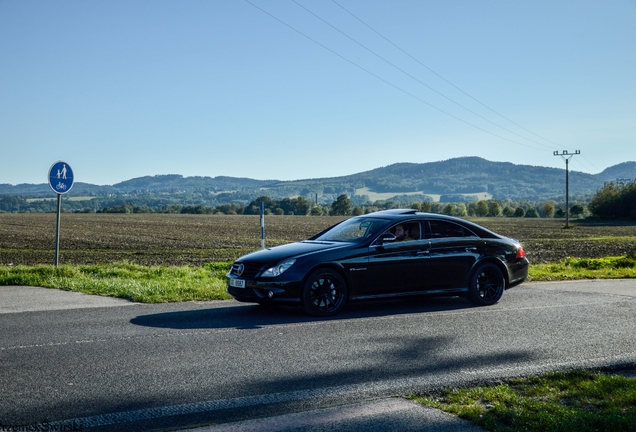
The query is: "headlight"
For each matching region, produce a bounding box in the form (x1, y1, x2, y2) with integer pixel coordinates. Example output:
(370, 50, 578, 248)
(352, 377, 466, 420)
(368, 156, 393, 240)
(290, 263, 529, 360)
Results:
(261, 259, 296, 277)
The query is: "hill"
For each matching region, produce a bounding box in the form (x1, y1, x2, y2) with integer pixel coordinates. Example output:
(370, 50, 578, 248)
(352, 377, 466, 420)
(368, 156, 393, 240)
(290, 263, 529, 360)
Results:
(256, 157, 609, 203)
(597, 162, 636, 181)
(1, 157, 634, 212)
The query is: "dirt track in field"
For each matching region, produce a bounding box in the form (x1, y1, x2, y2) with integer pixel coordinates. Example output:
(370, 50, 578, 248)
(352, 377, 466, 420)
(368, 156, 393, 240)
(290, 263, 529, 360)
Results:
(1, 213, 635, 266)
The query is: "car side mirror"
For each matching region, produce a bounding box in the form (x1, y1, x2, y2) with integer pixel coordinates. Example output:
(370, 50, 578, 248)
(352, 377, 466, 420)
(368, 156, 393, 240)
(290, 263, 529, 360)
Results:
(376, 233, 397, 245)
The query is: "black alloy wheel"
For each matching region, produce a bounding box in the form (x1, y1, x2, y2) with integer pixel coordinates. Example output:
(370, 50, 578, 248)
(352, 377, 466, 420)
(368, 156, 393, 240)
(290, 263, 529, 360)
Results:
(468, 262, 505, 306)
(302, 269, 348, 316)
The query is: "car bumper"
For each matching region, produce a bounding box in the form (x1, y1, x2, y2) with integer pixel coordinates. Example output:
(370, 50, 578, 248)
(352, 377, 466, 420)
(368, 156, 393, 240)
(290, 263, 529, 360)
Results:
(226, 278, 302, 303)
(506, 257, 530, 288)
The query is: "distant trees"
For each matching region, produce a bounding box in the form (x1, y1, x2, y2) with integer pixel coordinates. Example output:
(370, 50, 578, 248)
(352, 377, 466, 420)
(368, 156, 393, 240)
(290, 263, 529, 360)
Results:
(502, 206, 515, 217)
(570, 204, 585, 218)
(588, 180, 636, 219)
(244, 196, 317, 216)
(475, 201, 489, 217)
(514, 207, 525, 218)
(97, 198, 311, 216)
(453, 203, 468, 217)
(310, 206, 324, 216)
(524, 208, 539, 218)
(0, 196, 27, 212)
(541, 202, 555, 218)
(1, 191, 600, 220)
(488, 201, 501, 217)
(330, 194, 353, 216)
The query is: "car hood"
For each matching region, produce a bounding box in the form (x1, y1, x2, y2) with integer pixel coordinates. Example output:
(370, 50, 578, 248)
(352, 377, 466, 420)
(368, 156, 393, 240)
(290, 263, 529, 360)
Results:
(239, 240, 351, 265)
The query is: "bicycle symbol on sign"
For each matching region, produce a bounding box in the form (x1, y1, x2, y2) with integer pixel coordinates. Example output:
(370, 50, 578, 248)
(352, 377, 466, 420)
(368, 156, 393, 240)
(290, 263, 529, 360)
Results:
(49, 161, 74, 195)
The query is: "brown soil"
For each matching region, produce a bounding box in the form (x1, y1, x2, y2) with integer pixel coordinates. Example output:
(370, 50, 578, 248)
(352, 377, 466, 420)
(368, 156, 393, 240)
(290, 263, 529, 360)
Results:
(1, 214, 635, 266)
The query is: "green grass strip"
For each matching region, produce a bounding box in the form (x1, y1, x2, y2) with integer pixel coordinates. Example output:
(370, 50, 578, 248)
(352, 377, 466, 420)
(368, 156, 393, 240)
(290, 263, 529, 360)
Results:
(1, 255, 634, 302)
(0, 262, 233, 303)
(410, 369, 636, 432)
(529, 254, 636, 281)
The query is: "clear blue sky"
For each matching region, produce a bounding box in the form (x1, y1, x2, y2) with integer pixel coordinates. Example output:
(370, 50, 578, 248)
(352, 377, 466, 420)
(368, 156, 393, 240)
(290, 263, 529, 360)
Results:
(1, 0, 634, 186)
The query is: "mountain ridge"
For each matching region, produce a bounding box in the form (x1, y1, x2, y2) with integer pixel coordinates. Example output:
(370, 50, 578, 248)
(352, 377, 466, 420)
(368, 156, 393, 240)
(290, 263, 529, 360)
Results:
(2, 157, 635, 205)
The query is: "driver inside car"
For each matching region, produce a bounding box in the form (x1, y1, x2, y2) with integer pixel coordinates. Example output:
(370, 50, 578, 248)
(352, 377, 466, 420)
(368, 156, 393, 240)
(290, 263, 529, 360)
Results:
(394, 224, 414, 241)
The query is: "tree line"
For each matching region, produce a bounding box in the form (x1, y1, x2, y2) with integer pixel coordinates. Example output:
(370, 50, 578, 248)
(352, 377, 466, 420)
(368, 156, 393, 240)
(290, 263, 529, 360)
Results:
(0, 193, 586, 218)
(93, 195, 587, 218)
(3, 180, 635, 219)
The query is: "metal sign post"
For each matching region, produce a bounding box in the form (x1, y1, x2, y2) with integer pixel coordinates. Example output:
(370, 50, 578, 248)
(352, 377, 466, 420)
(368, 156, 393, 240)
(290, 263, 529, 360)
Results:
(260, 201, 265, 249)
(48, 161, 74, 266)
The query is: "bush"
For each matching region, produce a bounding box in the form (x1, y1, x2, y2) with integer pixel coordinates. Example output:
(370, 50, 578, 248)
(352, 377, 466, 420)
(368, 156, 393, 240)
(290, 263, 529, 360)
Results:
(488, 201, 501, 217)
(525, 208, 539, 218)
(570, 204, 585, 217)
(475, 200, 489, 217)
(541, 202, 555, 218)
(588, 180, 636, 219)
(614, 254, 636, 269)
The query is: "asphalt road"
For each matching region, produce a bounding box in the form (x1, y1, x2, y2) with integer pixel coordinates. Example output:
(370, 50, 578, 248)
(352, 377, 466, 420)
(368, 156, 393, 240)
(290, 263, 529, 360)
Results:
(1, 280, 635, 431)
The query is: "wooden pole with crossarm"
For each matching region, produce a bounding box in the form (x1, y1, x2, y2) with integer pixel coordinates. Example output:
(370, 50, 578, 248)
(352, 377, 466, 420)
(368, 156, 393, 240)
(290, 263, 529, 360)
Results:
(553, 150, 580, 228)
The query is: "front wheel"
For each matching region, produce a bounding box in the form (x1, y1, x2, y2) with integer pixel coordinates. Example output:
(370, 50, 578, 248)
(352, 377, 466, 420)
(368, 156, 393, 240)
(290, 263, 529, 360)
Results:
(468, 263, 505, 306)
(302, 269, 348, 317)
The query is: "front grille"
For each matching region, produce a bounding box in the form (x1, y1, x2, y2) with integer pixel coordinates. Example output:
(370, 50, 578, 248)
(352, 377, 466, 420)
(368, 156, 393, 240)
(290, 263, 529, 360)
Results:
(230, 262, 261, 279)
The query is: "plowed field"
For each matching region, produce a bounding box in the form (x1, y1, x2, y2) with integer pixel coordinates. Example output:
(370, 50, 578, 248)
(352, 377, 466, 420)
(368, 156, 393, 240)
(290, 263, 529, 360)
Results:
(1, 213, 635, 266)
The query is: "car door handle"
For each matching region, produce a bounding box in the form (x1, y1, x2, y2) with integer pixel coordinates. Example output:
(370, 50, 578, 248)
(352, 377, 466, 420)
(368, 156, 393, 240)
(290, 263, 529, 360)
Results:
(465, 247, 478, 252)
(417, 250, 430, 255)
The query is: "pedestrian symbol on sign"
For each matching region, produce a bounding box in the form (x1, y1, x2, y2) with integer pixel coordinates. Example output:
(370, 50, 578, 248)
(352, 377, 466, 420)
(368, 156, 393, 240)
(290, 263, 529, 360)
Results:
(48, 161, 74, 194)
(56, 164, 67, 179)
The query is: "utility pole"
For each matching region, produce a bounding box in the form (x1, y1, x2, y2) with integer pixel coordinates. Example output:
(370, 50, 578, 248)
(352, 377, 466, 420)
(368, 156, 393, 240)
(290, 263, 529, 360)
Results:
(553, 150, 580, 228)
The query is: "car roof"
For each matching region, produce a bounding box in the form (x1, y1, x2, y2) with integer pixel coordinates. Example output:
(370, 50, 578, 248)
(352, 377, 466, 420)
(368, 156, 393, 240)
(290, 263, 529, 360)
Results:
(360, 209, 419, 219)
(359, 209, 501, 239)
(361, 209, 453, 219)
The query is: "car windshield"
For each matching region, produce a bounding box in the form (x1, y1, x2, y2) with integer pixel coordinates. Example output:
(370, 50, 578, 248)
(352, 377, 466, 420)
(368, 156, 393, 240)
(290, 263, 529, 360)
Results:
(313, 217, 391, 242)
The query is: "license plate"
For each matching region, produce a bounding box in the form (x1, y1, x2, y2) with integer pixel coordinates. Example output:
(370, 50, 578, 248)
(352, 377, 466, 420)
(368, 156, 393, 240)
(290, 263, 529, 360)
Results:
(229, 279, 245, 288)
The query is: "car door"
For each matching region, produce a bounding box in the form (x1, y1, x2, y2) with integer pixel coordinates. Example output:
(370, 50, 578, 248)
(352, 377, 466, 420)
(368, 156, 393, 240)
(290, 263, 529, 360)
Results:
(423, 219, 484, 289)
(360, 220, 433, 296)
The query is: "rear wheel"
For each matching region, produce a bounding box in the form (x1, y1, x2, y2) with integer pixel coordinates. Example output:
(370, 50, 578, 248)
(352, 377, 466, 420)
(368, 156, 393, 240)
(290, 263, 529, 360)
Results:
(468, 263, 505, 306)
(302, 269, 348, 316)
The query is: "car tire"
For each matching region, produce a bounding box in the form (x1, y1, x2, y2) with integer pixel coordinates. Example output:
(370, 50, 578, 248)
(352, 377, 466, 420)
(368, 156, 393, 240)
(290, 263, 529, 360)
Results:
(468, 262, 505, 306)
(302, 268, 348, 317)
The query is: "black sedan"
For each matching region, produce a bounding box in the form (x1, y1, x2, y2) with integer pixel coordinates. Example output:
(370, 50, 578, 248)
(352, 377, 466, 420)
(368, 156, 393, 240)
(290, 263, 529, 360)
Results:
(226, 209, 529, 316)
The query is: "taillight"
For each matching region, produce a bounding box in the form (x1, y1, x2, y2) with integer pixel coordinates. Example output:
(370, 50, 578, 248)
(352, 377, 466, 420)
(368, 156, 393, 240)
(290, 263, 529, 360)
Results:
(516, 247, 526, 259)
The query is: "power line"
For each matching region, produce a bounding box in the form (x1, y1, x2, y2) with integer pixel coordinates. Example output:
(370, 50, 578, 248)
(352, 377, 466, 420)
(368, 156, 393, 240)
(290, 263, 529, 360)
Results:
(331, 0, 560, 150)
(243, 0, 546, 151)
(579, 154, 601, 173)
(291, 0, 553, 150)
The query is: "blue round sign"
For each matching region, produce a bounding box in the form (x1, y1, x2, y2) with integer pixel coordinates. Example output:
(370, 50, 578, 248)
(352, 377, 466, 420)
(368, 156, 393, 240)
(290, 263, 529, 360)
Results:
(48, 161, 74, 194)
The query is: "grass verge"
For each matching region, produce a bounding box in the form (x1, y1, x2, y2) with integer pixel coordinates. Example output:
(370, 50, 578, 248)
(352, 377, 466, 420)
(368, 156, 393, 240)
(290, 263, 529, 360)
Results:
(0, 262, 232, 303)
(409, 368, 636, 432)
(528, 254, 636, 281)
(0, 254, 634, 303)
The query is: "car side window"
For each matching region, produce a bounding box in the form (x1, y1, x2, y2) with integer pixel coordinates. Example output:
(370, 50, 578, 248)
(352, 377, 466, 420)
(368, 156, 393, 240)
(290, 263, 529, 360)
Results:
(427, 220, 471, 239)
(383, 221, 421, 242)
(409, 222, 421, 240)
